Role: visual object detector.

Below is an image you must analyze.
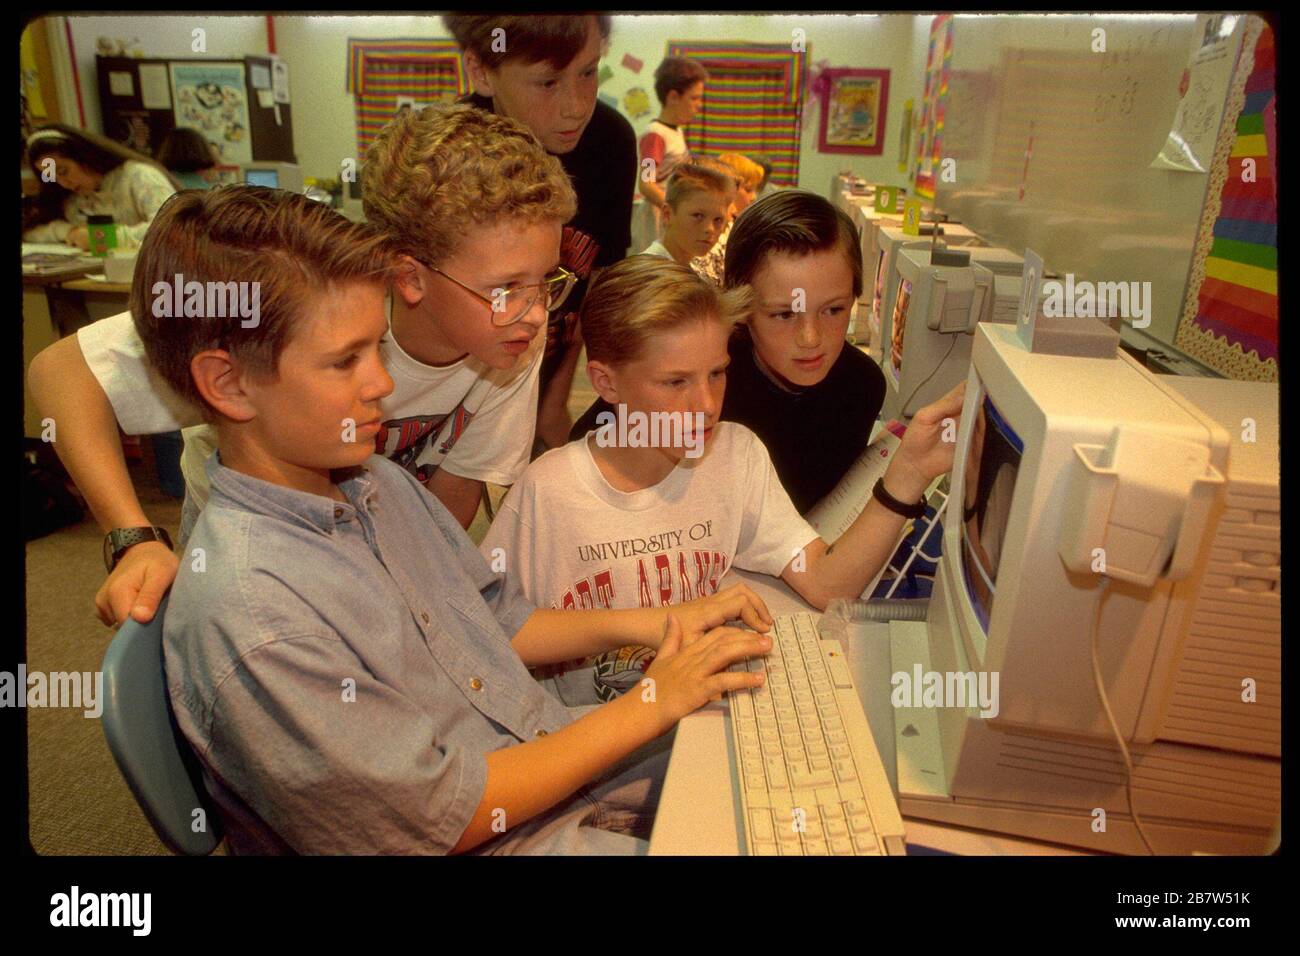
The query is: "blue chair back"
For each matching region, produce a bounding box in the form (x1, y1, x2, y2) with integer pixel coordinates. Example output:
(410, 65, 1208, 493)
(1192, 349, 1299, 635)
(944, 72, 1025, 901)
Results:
(100, 593, 222, 855)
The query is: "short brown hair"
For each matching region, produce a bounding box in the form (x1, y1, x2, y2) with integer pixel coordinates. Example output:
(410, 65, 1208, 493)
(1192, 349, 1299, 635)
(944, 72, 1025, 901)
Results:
(130, 186, 400, 415)
(725, 190, 864, 300)
(156, 127, 217, 174)
(362, 103, 576, 267)
(443, 14, 611, 71)
(654, 57, 708, 106)
(581, 254, 752, 366)
(665, 162, 733, 210)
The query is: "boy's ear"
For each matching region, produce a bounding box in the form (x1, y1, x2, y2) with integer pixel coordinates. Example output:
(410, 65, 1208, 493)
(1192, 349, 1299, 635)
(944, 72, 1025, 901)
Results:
(190, 350, 257, 424)
(393, 256, 426, 308)
(586, 359, 621, 406)
(461, 49, 497, 99)
(660, 204, 674, 229)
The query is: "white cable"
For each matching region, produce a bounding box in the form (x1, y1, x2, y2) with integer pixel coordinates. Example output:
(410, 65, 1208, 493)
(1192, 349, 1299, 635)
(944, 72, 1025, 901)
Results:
(1089, 575, 1157, 855)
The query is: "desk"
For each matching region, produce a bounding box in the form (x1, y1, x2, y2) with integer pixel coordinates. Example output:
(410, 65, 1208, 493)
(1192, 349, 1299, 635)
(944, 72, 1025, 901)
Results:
(648, 568, 1087, 855)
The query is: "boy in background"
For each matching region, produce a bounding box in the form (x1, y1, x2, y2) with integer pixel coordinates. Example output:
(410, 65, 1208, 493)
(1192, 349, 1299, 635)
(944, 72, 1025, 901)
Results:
(634, 56, 709, 251)
(29, 105, 575, 627)
(641, 162, 733, 266)
(140, 187, 774, 854)
(444, 14, 637, 451)
(690, 152, 764, 287)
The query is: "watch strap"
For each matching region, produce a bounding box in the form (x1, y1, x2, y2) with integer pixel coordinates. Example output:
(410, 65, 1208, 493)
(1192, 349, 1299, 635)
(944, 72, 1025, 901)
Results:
(872, 477, 927, 520)
(105, 526, 174, 571)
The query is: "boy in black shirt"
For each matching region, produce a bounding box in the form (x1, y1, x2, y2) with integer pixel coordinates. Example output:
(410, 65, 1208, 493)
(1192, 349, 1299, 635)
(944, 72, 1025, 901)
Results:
(572, 191, 884, 513)
(445, 14, 637, 450)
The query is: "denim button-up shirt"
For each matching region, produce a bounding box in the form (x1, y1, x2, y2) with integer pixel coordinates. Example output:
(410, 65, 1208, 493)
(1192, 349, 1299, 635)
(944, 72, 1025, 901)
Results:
(164, 452, 575, 854)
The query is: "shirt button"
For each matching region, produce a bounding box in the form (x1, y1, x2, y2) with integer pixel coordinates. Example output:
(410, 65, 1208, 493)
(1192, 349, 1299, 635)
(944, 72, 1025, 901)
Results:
(535, 729, 548, 737)
(469, 677, 484, 691)
(333, 507, 345, 519)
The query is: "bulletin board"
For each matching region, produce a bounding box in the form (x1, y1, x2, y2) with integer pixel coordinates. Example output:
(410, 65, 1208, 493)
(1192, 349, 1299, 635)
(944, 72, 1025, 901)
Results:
(97, 54, 295, 163)
(930, 15, 1260, 354)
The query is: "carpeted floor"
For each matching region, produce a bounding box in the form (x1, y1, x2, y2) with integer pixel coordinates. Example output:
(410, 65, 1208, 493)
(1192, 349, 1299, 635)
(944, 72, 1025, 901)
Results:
(24, 359, 598, 855)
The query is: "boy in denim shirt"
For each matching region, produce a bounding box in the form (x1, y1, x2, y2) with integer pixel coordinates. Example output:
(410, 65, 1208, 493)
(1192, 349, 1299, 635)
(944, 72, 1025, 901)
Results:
(144, 187, 773, 854)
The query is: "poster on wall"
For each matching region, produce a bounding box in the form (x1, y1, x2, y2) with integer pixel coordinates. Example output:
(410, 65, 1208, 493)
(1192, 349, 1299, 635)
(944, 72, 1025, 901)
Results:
(170, 62, 253, 165)
(817, 68, 889, 155)
(912, 14, 953, 200)
(1152, 13, 1247, 173)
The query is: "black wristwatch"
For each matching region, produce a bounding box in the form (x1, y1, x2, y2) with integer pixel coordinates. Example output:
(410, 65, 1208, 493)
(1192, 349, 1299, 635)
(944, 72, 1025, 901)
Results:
(104, 526, 174, 572)
(872, 477, 927, 520)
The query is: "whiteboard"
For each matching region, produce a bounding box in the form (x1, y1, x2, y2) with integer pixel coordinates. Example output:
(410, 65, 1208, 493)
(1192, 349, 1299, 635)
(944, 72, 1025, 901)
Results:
(934, 15, 1239, 347)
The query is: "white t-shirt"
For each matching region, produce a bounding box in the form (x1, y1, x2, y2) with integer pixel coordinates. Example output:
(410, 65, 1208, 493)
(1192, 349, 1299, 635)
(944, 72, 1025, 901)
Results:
(480, 422, 819, 702)
(641, 240, 673, 260)
(483, 421, 818, 609)
(77, 303, 543, 508)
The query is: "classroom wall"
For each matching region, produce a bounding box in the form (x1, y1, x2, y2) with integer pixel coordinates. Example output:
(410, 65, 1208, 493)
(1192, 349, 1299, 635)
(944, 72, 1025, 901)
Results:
(273, 14, 927, 191)
(63, 15, 268, 136)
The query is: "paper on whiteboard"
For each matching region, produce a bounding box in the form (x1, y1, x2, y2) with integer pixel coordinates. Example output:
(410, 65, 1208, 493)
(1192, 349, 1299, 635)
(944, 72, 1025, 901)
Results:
(109, 71, 134, 97)
(1152, 14, 1246, 173)
(272, 57, 290, 104)
(138, 63, 171, 110)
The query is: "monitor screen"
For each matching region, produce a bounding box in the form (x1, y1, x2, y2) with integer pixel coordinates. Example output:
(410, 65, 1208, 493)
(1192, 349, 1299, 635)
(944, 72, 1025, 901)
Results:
(889, 277, 912, 383)
(245, 168, 279, 188)
(871, 250, 887, 323)
(959, 390, 1024, 632)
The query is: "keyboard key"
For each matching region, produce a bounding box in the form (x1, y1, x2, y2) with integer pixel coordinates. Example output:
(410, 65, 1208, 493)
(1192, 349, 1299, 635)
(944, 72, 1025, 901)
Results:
(803, 839, 830, 855)
(765, 757, 789, 790)
(853, 832, 881, 855)
(831, 837, 855, 856)
(826, 818, 849, 838)
(754, 843, 780, 856)
(790, 764, 834, 788)
(834, 759, 858, 783)
(820, 801, 845, 820)
(848, 814, 874, 835)
(750, 809, 775, 843)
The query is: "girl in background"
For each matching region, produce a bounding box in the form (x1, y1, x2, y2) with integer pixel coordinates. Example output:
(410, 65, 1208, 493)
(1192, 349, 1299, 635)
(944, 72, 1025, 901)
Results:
(24, 124, 178, 250)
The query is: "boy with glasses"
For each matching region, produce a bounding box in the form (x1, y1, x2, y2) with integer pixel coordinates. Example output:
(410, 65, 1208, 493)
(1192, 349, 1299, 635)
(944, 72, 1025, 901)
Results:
(28, 105, 577, 627)
(443, 14, 637, 451)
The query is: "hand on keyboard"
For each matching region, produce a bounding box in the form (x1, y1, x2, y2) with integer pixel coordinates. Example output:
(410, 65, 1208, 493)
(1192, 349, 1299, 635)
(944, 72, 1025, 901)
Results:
(641, 613, 772, 735)
(670, 583, 775, 649)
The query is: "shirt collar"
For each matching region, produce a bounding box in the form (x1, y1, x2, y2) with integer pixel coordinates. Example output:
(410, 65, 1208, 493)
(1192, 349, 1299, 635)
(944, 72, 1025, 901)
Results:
(205, 451, 380, 535)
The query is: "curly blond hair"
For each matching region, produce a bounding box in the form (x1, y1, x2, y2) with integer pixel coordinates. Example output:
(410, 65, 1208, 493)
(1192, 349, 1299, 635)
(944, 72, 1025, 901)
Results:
(361, 103, 577, 265)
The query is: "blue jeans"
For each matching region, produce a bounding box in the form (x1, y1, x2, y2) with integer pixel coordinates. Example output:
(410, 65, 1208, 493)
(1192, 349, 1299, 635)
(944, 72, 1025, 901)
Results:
(472, 713, 674, 855)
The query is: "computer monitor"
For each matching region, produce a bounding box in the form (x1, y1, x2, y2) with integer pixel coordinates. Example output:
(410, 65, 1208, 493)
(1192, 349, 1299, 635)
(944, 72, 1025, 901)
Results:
(870, 224, 990, 355)
(241, 161, 304, 193)
(891, 322, 1280, 854)
(868, 228, 932, 354)
(880, 248, 993, 422)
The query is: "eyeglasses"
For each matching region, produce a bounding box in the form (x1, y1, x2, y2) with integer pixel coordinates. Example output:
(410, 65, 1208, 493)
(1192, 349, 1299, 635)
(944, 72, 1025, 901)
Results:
(422, 262, 578, 327)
